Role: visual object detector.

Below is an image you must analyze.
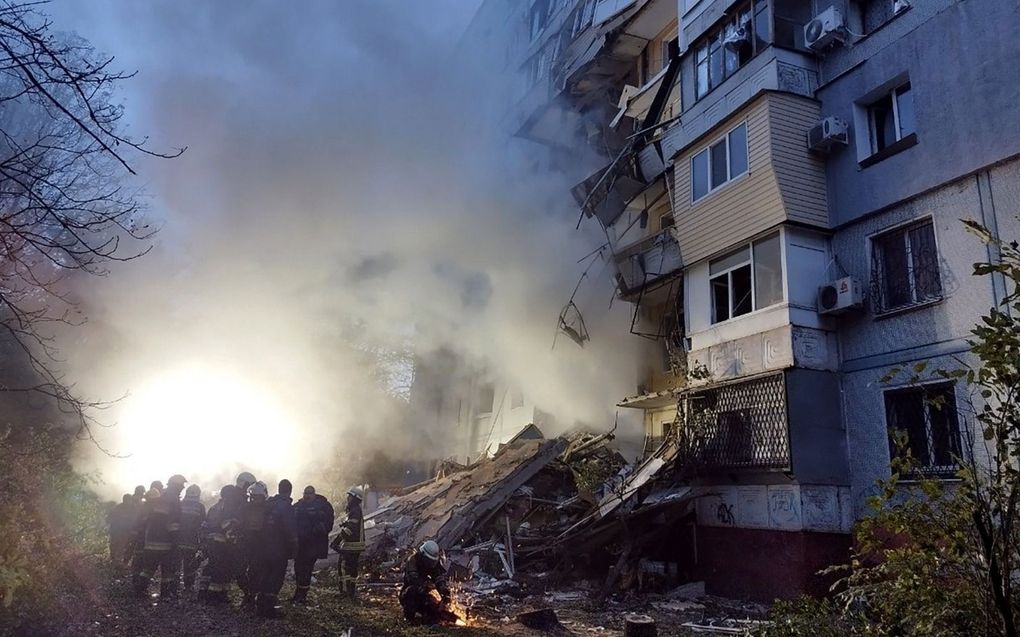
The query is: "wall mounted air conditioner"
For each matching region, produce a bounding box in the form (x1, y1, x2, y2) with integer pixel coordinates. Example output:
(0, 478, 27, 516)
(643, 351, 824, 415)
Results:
(807, 116, 849, 152)
(818, 276, 864, 315)
(804, 7, 846, 51)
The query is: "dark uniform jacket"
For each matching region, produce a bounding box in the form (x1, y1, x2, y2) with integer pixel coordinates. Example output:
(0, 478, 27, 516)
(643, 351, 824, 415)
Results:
(294, 494, 335, 558)
(140, 492, 182, 551)
(261, 494, 298, 561)
(331, 499, 365, 552)
(179, 497, 207, 550)
(401, 550, 450, 602)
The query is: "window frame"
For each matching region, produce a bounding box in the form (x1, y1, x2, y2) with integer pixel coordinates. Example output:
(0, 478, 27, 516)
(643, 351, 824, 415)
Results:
(708, 232, 785, 325)
(693, 1, 762, 101)
(691, 122, 750, 203)
(869, 216, 943, 316)
(882, 380, 963, 479)
(868, 83, 913, 154)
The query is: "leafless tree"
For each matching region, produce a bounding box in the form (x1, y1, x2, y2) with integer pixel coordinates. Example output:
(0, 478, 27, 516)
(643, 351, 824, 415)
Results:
(0, 1, 182, 448)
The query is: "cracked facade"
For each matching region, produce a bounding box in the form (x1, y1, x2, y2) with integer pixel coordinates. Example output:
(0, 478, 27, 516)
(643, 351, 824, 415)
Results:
(447, 0, 1020, 600)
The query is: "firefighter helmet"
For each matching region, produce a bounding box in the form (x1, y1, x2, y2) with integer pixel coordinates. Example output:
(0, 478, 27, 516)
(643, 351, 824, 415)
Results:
(168, 474, 188, 489)
(185, 484, 201, 499)
(420, 540, 440, 562)
(248, 481, 269, 498)
(235, 471, 256, 490)
(346, 486, 364, 501)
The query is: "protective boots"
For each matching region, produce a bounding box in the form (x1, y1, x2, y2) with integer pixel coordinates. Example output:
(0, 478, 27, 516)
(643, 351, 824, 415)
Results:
(290, 586, 308, 605)
(256, 593, 282, 619)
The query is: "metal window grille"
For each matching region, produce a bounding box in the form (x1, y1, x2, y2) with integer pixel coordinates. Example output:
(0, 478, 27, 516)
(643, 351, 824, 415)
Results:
(686, 373, 790, 470)
(884, 383, 961, 478)
(871, 220, 943, 313)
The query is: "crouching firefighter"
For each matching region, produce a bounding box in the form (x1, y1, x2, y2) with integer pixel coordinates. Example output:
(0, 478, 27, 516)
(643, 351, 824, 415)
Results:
(134, 474, 186, 600)
(330, 486, 365, 599)
(399, 540, 452, 625)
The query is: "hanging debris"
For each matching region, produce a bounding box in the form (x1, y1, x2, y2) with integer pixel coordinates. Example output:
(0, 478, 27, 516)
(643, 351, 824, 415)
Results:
(557, 301, 590, 347)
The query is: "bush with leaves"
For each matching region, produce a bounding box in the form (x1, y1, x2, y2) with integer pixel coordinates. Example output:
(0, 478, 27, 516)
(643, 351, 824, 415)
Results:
(757, 220, 1020, 637)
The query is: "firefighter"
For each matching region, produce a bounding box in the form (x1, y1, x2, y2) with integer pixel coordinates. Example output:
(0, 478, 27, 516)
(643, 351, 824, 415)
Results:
(291, 485, 334, 604)
(133, 474, 186, 600)
(178, 484, 206, 594)
(235, 471, 256, 499)
(238, 480, 269, 605)
(399, 540, 451, 625)
(253, 480, 297, 618)
(107, 494, 135, 566)
(330, 486, 365, 599)
(129, 487, 159, 583)
(198, 484, 243, 604)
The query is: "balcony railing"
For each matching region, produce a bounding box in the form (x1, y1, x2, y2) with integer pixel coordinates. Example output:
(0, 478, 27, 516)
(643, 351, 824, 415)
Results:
(615, 229, 681, 293)
(684, 373, 790, 471)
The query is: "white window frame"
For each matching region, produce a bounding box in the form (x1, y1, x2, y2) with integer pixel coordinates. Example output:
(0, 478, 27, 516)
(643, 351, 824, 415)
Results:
(691, 122, 749, 203)
(868, 215, 943, 314)
(867, 83, 912, 155)
(708, 232, 785, 325)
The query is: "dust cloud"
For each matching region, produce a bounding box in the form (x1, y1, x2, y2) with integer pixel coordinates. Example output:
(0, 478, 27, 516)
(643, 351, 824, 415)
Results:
(46, 1, 643, 498)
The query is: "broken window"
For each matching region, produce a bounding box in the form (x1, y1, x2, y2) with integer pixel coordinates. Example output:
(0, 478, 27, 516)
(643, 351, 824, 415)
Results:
(709, 232, 784, 324)
(871, 218, 941, 313)
(529, 0, 550, 40)
(884, 383, 961, 477)
(660, 213, 674, 230)
(691, 122, 748, 202)
(867, 83, 914, 155)
(773, 0, 813, 49)
(693, 3, 757, 99)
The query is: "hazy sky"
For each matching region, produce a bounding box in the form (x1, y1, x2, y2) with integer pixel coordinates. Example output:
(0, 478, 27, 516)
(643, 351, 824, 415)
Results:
(40, 1, 643, 496)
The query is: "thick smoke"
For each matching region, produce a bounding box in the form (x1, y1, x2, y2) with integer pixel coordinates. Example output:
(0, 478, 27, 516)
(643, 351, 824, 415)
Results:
(48, 1, 643, 498)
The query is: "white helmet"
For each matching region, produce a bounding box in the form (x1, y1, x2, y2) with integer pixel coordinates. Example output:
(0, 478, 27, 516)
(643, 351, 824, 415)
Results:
(346, 486, 364, 501)
(248, 481, 268, 498)
(235, 471, 256, 490)
(419, 540, 440, 562)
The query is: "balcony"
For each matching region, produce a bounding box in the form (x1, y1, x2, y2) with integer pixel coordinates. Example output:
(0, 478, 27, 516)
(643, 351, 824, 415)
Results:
(685, 372, 791, 471)
(614, 228, 681, 295)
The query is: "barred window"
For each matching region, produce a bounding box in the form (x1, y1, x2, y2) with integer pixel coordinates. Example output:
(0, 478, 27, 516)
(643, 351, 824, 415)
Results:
(871, 219, 942, 313)
(884, 383, 961, 478)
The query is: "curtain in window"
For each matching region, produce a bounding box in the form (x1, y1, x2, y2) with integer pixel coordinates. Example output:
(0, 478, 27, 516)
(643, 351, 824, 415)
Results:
(908, 222, 942, 301)
(875, 231, 912, 309)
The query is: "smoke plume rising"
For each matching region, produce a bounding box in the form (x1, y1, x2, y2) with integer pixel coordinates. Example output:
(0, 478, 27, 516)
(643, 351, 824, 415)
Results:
(47, 0, 643, 498)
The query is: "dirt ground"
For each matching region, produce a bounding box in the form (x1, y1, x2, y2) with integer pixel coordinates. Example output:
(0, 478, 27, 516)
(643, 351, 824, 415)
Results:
(2, 558, 765, 637)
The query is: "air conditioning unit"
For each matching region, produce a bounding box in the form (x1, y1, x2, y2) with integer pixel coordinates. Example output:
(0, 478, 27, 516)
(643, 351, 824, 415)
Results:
(893, 0, 911, 14)
(818, 276, 864, 315)
(804, 7, 846, 51)
(807, 116, 849, 152)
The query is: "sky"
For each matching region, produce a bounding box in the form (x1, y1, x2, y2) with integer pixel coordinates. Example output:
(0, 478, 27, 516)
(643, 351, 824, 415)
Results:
(42, 0, 644, 498)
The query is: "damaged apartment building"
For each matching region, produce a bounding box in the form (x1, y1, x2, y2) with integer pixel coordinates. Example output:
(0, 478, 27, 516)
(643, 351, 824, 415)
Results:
(444, 0, 1020, 600)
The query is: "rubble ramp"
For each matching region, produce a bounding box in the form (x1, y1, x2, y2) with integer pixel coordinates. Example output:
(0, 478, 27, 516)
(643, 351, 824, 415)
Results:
(364, 438, 568, 556)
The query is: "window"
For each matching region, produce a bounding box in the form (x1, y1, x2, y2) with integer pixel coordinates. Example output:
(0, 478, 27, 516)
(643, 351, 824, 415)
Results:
(660, 213, 675, 230)
(884, 383, 961, 477)
(773, 0, 812, 49)
(691, 123, 748, 202)
(661, 36, 679, 70)
(710, 233, 783, 324)
(477, 384, 495, 414)
(871, 219, 942, 313)
(694, 2, 765, 99)
(868, 83, 914, 155)
(529, 0, 550, 40)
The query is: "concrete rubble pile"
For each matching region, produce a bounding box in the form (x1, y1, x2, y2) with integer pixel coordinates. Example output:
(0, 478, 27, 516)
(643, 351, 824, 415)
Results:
(361, 427, 703, 602)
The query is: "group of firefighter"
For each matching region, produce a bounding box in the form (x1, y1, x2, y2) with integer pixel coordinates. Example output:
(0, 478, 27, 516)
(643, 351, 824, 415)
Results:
(106, 471, 457, 624)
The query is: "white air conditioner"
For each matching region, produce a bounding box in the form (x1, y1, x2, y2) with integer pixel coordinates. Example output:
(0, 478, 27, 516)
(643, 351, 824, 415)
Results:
(807, 116, 849, 152)
(818, 276, 864, 315)
(893, 0, 911, 14)
(804, 7, 846, 51)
